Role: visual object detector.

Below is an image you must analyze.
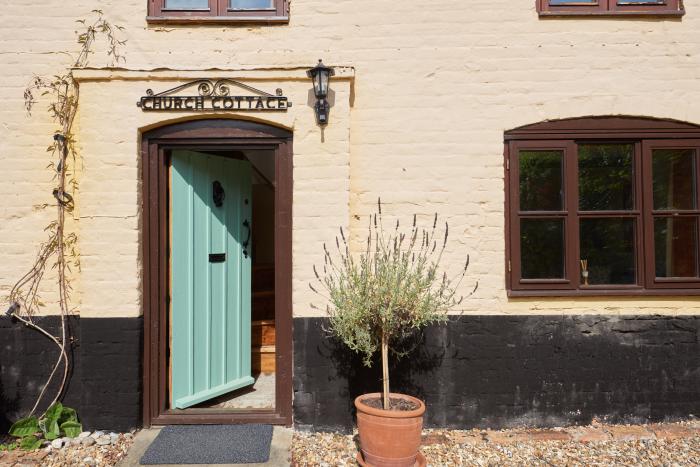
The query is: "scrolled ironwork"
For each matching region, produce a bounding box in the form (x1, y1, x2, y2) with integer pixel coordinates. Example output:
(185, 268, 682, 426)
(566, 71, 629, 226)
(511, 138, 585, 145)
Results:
(197, 81, 213, 97)
(214, 80, 231, 96)
(137, 78, 291, 112)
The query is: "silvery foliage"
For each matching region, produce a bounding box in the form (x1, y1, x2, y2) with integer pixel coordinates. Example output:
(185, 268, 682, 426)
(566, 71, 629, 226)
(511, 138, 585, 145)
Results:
(311, 199, 476, 367)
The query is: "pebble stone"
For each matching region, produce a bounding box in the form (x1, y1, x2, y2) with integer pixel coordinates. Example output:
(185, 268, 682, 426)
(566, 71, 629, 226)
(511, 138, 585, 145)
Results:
(0, 431, 134, 467)
(50, 438, 64, 450)
(81, 436, 96, 446)
(96, 435, 112, 446)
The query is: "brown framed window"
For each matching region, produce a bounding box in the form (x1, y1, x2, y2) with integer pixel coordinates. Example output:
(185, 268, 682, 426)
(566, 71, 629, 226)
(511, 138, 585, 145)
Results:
(537, 0, 684, 16)
(505, 117, 700, 296)
(148, 0, 289, 23)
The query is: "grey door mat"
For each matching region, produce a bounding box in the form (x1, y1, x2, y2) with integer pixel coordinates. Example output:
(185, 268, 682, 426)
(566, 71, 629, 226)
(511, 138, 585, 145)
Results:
(140, 424, 273, 465)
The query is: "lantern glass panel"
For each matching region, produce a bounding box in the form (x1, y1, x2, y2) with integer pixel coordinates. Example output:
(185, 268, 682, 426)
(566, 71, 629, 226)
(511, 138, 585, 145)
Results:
(310, 73, 320, 95)
(319, 72, 329, 96)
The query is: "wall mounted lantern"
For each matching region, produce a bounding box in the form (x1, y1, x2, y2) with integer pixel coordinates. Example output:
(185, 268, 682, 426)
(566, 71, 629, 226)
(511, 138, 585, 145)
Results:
(307, 59, 335, 126)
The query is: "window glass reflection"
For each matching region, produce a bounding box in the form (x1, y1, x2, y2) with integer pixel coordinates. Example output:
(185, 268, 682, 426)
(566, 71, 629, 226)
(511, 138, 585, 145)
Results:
(230, 0, 274, 8)
(521, 219, 565, 279)
(654, 217, 699, 278)
(580, 218, 636, 285)
(579, 144, 634, 211)
(652, 149, 697, 211)
(519, 150, 563, 211)
(165, 0, 209, 8)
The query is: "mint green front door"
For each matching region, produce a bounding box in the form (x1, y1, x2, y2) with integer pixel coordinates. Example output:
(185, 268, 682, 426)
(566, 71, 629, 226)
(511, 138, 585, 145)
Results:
(170, 150, 254, 409)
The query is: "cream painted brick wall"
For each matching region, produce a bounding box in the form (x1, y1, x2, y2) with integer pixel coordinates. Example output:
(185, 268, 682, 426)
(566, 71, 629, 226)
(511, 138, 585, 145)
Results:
(70, 73, 351, 318)
(2, 1, 700, 317)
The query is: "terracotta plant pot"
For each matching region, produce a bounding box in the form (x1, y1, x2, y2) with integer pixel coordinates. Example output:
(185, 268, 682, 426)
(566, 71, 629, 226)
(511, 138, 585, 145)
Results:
(354, 392, 426, 467)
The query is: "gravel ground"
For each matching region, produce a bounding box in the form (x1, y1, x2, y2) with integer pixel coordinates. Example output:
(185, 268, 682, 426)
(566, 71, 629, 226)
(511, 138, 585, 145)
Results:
(3, 422, 698, 466)
(0, 432, 133, 466)
(291, 422, 700, 466)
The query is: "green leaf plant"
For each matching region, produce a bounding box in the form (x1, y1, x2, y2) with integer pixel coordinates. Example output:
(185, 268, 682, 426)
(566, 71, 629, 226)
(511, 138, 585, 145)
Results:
(19, 436, 42, 452)
(9, 403, 82, 450)
(311, 199, 478, 410)
(0, 441, 19, 452)
(3, 10, 125, 449)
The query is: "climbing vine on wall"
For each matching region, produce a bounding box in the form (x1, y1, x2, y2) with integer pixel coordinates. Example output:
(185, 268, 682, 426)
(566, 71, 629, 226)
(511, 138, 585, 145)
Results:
(4, 10, 126, 422)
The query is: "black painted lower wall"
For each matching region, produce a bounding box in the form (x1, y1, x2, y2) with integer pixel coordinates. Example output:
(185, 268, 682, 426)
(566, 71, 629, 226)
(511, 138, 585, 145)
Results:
(293, 315, 700, 432)
(4, 314, 698, 433)
(0, 316, 142, 432)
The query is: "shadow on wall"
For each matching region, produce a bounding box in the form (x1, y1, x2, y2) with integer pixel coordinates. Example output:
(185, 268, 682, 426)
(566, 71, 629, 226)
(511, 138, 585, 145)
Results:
(0, 316, 145, 433)
(321, 327, 446, 415)
(293, 315, 700, 432)
(0, 316, 80, 433)
(0, 371, 20, 433)
(292, 318, 446, 433)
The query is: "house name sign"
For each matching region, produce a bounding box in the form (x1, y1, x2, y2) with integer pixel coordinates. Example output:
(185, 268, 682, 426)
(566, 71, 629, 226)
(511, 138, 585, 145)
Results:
(137, 79, 291, 112)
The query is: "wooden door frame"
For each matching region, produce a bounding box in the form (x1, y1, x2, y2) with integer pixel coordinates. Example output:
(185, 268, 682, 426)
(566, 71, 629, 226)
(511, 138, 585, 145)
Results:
(141, 118, 293, 426)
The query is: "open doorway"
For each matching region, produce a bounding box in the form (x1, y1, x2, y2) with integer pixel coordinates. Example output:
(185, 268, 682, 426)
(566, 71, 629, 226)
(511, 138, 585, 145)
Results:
(141, 119, 292, 426)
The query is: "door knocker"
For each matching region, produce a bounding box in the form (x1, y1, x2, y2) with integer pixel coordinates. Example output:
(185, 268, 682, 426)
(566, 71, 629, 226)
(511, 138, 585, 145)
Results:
(242, 219, 251, 258)
(212, 181, 225, 207)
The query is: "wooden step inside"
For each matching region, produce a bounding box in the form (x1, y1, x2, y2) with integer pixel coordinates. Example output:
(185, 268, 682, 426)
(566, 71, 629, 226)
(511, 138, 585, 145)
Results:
(252, 320, 275, 374)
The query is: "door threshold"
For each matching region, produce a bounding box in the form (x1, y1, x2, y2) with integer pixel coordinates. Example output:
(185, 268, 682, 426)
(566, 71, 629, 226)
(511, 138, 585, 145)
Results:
(163, 408, 276, 415)
(150, 412, 288, 426)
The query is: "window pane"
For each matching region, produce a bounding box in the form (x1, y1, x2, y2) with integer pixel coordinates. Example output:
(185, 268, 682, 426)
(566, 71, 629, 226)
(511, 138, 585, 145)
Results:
(579, 144, 634, 211)
(165, 0, 209, 8)
(521, 219, 564, 279)
(654, 217, 699, 278)
(652, 149, 697, 211)
(550, 0, 597, 3)
(519, 150, 563, 211)
(580, 218, 636, 285)
(230, 0, 273, 8)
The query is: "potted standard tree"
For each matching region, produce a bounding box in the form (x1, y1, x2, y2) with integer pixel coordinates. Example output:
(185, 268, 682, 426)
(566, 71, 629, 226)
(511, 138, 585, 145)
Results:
(311, 200, 475, 467)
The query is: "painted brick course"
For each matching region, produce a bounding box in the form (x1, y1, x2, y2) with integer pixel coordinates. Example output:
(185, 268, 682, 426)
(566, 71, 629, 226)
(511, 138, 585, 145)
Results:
(293, 315, 700, 431)
(0, 316, 141, 432)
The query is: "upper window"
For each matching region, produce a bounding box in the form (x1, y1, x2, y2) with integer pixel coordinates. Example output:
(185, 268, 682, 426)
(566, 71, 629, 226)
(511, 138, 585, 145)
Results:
(505, 117, 700, 296)
(537, 0, 684, 16)
(148, 0, 289, 23)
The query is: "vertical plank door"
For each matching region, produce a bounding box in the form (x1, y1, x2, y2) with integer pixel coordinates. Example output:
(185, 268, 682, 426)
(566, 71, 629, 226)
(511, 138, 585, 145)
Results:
(170, 150, 253, 409)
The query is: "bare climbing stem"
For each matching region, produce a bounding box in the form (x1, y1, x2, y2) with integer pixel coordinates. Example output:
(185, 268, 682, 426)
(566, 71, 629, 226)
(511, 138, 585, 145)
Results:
(5, 10, 125, 419)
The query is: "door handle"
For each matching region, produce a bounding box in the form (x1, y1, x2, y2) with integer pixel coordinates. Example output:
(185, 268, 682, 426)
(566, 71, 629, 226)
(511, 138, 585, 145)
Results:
(242, 219, 251, 258)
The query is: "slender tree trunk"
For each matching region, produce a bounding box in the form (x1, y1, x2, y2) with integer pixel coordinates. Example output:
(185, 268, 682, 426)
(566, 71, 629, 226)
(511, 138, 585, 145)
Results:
(381, 330, 390, 410)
